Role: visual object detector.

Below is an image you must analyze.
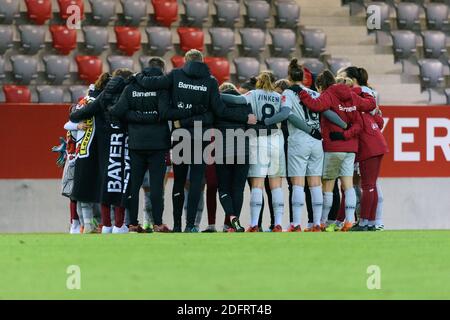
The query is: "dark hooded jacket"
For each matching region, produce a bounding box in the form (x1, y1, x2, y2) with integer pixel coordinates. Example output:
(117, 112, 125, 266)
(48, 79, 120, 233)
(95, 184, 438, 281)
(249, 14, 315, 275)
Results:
(135, 61, 250, 134)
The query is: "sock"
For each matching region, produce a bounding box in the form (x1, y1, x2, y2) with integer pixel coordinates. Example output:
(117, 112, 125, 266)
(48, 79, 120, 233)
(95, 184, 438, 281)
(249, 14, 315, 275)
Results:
(359, 219, 368, 226)
(310, 186, 323, 227)
(143, 191, 153, 225)
(250, 188, 263, 227)
(375, 183, 383, 226)
(344, 188, 357, 223)
(195, 190, 205, 228)
(80, 202, 94, 225)
(322, 192, 333, 224)
(271, 187, 284, 227)
(114, 207, 125, 228)
(354, 185, 361, 220)
(70, 200, 79, 223)
(183, 188, 189, 213)
(224, 215, 231, 227)
(368, 220, 376, 226)
(291, 186, 304, 227)
(101, 204, 112, 227)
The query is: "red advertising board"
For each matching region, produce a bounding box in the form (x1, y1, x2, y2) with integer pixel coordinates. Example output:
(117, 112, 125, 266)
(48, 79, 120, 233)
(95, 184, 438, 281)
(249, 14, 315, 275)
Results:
(0, 104, 449, 179)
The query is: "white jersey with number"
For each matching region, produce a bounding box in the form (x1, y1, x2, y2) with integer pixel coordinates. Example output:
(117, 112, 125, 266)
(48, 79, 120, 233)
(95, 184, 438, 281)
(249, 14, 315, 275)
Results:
(281, 87, 320, 140)
(244, 89, 282, 122)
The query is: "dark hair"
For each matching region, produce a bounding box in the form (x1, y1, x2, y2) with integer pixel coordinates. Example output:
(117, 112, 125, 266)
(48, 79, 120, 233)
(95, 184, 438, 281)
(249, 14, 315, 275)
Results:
(274, 79, 290, 92)
(148, 57, 165, 70)
(94, 72, 111, 91)
(344, 66, 368, 86)
(241, 76, 257, 91)
(288, 58, 304, 82)
(112, 68, 133, 79)
(315, 70, 336, 91)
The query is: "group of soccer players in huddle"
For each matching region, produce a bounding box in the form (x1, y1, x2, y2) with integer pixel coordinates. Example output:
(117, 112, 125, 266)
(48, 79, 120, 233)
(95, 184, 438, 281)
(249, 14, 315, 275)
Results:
(59, 48, 388, 234)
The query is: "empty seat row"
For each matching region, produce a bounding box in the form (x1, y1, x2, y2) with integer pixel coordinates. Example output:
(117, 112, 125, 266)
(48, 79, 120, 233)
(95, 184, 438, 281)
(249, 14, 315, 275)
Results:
(1, 84, 89, 103)
(391, 30, 449, 61)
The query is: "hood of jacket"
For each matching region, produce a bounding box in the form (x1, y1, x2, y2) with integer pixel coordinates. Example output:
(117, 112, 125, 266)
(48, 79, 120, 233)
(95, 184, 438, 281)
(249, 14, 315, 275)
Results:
(142, 67, 164, 77)
(221, 88, 240, 96)
(182, 61, 211, 79)
(104, 76, 127, 95)
(327, 83, 353, 103)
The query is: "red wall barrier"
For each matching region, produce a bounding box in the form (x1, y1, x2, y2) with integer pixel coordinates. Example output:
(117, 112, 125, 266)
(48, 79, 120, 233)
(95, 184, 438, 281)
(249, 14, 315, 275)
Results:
(0, 104, 449, 179)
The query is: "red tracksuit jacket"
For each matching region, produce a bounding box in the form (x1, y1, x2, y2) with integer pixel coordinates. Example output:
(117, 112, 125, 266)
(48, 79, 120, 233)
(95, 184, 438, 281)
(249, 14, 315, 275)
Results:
(299, 83, 376, 153)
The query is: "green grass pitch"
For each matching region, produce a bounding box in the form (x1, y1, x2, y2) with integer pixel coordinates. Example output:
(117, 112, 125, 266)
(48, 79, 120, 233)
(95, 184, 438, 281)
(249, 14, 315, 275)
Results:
(1, 231, 450, 300)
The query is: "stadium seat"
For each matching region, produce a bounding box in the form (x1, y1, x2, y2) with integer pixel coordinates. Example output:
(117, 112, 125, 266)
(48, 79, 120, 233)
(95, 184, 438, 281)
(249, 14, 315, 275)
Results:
(2, 85, 32, 103)
(234, 57, 260, 82)
(204, 57, 230, 84)
(445, 88, 450, 105)
(25, 0, 52, 25)
(89, 0, 116, 26)
(50, 25, 77, 55)
(391, 30, 417, 62)
(396, 2, 421, 32)
(183, 0, 209, 27)
(57, 0, 84, 20)
(115, 26, 141, 56)
(83, 26, 109, 55)
(10, 55, 38, 84)
(239, 28, 266, 57)
(209, 28, 235, 56)
(139, 55, 151, 70)
(43, 55, 71, 84)
(299, 58, 325, 76)
(177, 27, 204, 52)
(366, 1, 391, 31)
(108, 55, 134, 72)
(75, 56, 103, 84)
(214, 0, 240, 28)
(171, 55, 185, 68)
(0, 0, 20, 24)
(152, 0, 178, 27)
(419, 59, 444, 89)
(37, 86, 65, 103)
(244, 0, 270, 28)
(18, 25, 46, 55)
(0, 56, 5, 80)
(265, 58, 289, 80)
(69, 85, 88, 102)
(146, 27, 173, 56)
(422, 31, 447, 59)
(0, 25, 14, 54)
(301, 29, 327, 58)
(275, 0, 300, 29)
(121, 0, 147, 26)
(425, 3, 449, 31)
(270, 29, 296, 57)
(327, 57, 352, 76)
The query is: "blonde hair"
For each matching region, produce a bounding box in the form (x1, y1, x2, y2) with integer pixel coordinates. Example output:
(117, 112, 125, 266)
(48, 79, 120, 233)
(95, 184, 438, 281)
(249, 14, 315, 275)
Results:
(335, 76, 354, 87)
(219, 82, 238, 92)
(185, 49, 203, 62)
(256, 71, 275, 91)
(112, 68, 133, 79)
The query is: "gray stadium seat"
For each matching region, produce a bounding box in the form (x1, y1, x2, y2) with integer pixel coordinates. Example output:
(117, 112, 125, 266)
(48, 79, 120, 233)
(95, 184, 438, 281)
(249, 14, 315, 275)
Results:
(139, 55, 152, 71)
(108, 55, 134, 72)
(270, 28, 296, 57)
(83, 26, 109, 55)
(425, 3, 449, 31)
(419, 59, 444, 89)
(423, 31, 447, 59)
(69, 86, 89, 102)
(327, 58, 352, 76)
(0, 56, 5, 80)
(445, 88, 450, 104)
(245, 0, 270, 28)
(121, 0, 147, 26)
(0, 0, 19, 24)
(240, 28, 266, 56)
(10, 55, 38, 84)
(301, 29, 326, 58)
(396, 2, 421, 31)
(37, 86, 65, 103)
(89, 0, 116, 26)
(265, 58, 289, 80)
(275, 0, 300, 29)
(19, 25, 46, 55)
(300, 58, 325, 76)
(0, 25, 14, 54)
(43, 55, 71, 84)
(391, 30, 417, 62)
(209, 28, 235, 56)
(145, 27, 173, 56)
(234, 57, 260, 82)
(214, 0, 240, 27)
(183, 0, 209, 27)
(366, 2, 391, 31)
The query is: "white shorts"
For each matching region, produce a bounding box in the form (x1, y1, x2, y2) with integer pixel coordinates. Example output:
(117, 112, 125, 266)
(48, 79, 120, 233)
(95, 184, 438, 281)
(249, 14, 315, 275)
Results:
(248, 131, 286, 178)
(287, 137, 323, 177)
(322, 152, 356, 180)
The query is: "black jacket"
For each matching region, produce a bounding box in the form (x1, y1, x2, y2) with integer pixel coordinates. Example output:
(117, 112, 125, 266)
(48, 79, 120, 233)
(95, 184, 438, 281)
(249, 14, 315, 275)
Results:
(110, 67, 200, 150)
(216, 89, 252, 131)
(135, 61, 250, 133)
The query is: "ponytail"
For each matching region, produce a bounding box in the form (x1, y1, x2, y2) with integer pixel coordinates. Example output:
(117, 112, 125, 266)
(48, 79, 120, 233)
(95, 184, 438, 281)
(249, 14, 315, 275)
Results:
(94, 72, 111, 91)
(357, 67, 369, 86)
(315, 70, 336, 91)
(288, 58, 304, 82)
(256, 71, 275, 92)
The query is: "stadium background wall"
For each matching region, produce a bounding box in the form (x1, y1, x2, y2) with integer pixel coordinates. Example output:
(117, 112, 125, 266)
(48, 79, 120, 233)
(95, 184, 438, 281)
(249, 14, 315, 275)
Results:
(0, 104, 449, 232)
